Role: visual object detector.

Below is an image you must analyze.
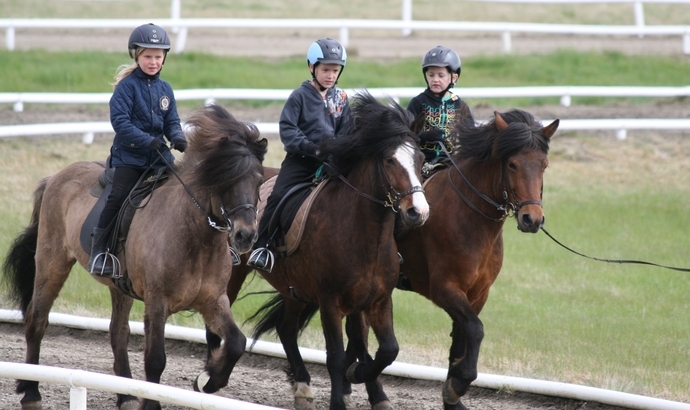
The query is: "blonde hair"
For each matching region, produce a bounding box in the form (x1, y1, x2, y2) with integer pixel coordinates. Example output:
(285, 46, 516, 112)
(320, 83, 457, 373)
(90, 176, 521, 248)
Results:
(111, 47, 145, 90)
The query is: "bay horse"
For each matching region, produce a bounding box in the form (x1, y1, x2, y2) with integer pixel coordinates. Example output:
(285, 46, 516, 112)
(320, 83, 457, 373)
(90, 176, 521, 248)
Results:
(342, 109, 559, 410)
(2, 104, 267, 410)
(223, 92, 430, 410)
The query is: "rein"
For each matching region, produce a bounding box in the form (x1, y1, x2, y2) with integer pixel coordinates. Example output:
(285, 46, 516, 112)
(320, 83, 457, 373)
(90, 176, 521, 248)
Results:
(541, 227, 690, 273)
(156, 150, 256, 235)
(322, 159, 424, 212)
(439, 142, 541, 222)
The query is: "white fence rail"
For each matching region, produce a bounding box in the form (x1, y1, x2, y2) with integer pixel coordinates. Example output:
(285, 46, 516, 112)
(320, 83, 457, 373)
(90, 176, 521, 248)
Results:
(2, 310, 689, 410)
(1, 118, 688, 144)
(2, 17, 690, 55)
(3, 86, 690, 112)
(0, 362, 286, 410)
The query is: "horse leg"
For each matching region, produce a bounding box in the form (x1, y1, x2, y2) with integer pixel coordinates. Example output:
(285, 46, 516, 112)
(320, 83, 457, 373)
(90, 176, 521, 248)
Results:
(344, 312, 391, 410)
(440, 300, 484, 410)
(195, 293, 246, 394)
(275, 299, 315, 410)
(140, 301, 168, 410)
(108, 288, 139, 409)
(346, 299, 398, 410)
(17, 247, 74, 408)
(206, 263, 252, 362)
(320, 305, 349, 410)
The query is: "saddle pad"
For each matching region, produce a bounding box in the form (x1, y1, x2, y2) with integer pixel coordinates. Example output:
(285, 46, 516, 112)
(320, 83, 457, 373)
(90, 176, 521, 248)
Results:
(257, 176, 330, 255)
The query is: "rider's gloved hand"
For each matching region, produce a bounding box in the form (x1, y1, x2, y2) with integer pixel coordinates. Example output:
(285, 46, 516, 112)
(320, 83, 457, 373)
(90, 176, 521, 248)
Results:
(148, 138, 162, 152)
(171, 138, 187, 153)
(419, 128, 445, 142)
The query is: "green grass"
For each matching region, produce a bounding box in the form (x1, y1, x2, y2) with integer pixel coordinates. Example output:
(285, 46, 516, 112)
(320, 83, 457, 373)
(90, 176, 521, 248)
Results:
(1, 49, 689, 109)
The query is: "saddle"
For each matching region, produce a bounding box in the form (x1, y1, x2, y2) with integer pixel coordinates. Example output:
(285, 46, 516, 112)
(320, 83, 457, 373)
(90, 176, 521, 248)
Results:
(79, 158, 169, 299)
(258, 176, 330, 257)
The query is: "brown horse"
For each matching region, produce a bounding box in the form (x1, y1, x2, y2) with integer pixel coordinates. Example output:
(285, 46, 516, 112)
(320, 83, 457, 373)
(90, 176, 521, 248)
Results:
(2, 104, 267, 410)
(340, 109, 559, 410)
(217, 92, 430, 410)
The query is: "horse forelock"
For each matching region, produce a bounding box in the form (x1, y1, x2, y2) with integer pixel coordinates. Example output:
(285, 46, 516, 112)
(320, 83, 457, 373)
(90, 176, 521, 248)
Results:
(181, 104, 265, 193)
(323, 91, 418, 175)
(452, 109, 550, 163)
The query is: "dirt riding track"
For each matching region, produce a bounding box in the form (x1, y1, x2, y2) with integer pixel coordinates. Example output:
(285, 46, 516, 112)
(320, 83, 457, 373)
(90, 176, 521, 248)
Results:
(1, 30, 689, 410)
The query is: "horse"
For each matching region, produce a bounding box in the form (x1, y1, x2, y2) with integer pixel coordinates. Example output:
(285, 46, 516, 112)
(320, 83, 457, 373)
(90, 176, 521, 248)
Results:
(2, 104, 267, 410)
(341, 109, 559, 410)
(212, 92, 430, 410)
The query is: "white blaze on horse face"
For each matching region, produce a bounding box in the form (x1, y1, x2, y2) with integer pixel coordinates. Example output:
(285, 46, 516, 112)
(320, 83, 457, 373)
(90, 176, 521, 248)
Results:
(394, 142, 430, 219)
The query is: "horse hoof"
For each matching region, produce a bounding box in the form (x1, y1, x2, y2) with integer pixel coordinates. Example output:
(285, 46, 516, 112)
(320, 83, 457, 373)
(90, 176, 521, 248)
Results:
(20, 401, 42, 410)
(294, 397, 316, 410)
(442, 378, 461, 405)
(119, 400, 140, 410)
(346, 361, 360, 383)
(372, 399, 393, 410)
(193, 371, 211, 393)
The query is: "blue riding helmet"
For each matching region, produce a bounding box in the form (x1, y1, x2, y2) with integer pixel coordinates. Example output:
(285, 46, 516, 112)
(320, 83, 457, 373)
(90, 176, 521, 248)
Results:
(307, 38, 347, 67)
(128, 23, 171, 59)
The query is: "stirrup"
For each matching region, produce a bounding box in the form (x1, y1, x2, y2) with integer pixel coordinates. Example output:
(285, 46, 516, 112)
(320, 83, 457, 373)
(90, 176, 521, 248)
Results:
(90, 252, 122, 279)
(247, 248, 275, 272)
(229, 247, 241, 266)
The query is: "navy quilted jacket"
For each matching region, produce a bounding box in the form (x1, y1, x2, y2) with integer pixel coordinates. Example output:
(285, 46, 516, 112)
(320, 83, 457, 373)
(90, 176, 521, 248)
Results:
(109, 67, 185, 169)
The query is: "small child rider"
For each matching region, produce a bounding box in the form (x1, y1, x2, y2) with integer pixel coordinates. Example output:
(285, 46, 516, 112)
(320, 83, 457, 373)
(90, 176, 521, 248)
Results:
(247, 38, 352, 272)
(88, 23, 187, 277)
(407, 45, 475, 169)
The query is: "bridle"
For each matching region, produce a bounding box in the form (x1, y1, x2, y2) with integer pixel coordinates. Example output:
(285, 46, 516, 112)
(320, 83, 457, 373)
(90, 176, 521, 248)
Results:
(156, 150, 257, 237)
(440, 143, 542, 222)
(322, 154, 424, 213)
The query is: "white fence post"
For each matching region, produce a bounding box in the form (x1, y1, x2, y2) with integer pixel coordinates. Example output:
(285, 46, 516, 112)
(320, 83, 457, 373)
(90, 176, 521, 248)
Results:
(69, 386, 87, 410)
(339, 27, 349, 48)
(502, 31, 512, 53)
(634, 1, 645, 37)
(401, 0, 413, 36)
(171, 0, 181, 34)
(6, 27, 15, 51)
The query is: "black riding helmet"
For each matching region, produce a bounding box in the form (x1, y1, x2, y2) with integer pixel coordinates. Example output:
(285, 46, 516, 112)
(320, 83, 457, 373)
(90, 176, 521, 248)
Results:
(422, 46, 462, 93)
(307, 38, 347, 91)
(128, 23, 171, 60)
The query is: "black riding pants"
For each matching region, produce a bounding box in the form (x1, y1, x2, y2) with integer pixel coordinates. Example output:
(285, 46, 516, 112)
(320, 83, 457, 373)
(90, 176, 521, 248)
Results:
(255, 153, 321, 248)
(97, 166, 146, 232)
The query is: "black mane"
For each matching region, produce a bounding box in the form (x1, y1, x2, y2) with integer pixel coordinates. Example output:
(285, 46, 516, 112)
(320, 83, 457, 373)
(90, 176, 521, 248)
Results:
(320, 91, 419, 176)
(451, 109, 551, 162)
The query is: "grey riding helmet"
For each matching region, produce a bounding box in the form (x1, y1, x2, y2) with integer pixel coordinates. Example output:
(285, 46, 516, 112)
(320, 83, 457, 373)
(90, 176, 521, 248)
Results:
(307, 38, 347, 67)
(128, 23, 171, 60)
(422, 45, 461, 89)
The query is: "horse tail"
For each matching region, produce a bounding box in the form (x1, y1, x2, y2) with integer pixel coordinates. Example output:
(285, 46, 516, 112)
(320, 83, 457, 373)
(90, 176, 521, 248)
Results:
(247, 292, 319, 346)
(2, 176, 49, 316)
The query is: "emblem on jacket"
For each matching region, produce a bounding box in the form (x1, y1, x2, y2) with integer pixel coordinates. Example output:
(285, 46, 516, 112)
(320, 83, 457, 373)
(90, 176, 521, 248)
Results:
(160, 96, 170, 111)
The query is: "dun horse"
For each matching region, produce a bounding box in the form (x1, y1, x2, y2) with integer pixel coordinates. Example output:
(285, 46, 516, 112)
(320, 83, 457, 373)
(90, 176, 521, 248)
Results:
(342, 109, 559, 410)
(216, 93, 430, 410)
(2, 104, 267, 410)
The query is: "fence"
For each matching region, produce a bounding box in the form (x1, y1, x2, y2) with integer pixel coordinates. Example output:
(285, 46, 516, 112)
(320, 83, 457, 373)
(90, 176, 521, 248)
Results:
(3, 85, 690, 112)
(2, 17, 690, 55)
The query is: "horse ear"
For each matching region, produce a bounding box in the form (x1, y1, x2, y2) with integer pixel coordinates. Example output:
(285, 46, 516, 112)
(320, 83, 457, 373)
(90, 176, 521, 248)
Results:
(410, 112, 426, 135)
(494, 111, 508, 131)
(541, 119, 560, 139)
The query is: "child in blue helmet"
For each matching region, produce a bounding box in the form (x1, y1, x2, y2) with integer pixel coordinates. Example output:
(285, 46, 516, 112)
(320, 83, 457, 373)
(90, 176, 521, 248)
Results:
(407, 45, 475, 168)
(248, 38, 351, 272)
(88, 23, 187, 277)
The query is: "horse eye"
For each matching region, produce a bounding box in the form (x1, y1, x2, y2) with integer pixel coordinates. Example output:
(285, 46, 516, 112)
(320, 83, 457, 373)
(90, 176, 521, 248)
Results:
(385, 158, 396, 165)
(508, 162, 517, 170)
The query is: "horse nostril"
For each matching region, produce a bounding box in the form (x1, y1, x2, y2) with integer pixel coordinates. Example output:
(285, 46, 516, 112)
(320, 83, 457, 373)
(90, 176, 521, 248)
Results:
(406, 207, 421, 221)
(521, 214, 534, 227)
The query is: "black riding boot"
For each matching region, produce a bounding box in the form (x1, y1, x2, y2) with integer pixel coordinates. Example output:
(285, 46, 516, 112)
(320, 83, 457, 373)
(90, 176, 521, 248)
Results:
(88, 227, 114, 277)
